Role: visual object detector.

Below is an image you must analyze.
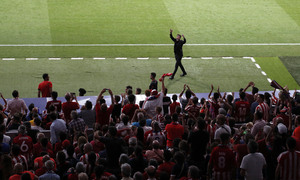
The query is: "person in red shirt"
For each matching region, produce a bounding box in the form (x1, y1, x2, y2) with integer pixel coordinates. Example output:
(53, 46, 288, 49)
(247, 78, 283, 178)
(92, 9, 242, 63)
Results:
(38, 73, 52, 98)
(13, 125, 33, 162)
(235, 92, 250, 122)
(95, 88, 114, 128)
(208, 133, 236, 180)
(62, 93, 79, 123)
(9, 163, 37, 180)
(157, 149, 175, 176)
(33, 133, 53, 158)
(170, 94, 180, 115)
(45, 91, 62, 113)
(165, 113, 184, 148)
(122, 94, 139, 120)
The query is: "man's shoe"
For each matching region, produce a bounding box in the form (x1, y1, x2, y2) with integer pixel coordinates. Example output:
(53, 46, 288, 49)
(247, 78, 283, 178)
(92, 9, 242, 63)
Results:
(180, 73, 187, 77)
(169, 77, 174, 80)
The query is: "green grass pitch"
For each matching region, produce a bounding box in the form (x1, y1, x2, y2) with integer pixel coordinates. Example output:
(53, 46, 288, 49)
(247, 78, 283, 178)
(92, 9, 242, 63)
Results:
(0, 0, 299, 97)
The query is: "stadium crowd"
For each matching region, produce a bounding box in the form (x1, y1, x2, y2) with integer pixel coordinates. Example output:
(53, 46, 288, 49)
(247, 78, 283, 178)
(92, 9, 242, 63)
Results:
(0, 73, 300, 180)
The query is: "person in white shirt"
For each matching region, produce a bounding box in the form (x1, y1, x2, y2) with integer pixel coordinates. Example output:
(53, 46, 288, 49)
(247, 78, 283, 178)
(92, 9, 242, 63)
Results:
(240, 140, 266, 180)
(214, 114, 231, 141)
(49, 113, 67, 144)
(143, 77, 165, 118)
(6, 90, 28, 117)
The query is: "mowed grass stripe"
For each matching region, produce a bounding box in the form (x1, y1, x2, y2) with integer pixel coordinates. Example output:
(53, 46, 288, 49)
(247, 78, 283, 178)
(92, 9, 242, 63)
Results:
(255, 57, 300, 89)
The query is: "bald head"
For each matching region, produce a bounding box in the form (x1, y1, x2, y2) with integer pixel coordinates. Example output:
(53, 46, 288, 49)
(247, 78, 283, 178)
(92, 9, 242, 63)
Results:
(14, 163, 23, 174)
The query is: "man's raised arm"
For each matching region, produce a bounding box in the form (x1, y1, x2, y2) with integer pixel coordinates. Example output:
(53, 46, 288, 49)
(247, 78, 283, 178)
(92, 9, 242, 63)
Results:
(182, 34, 186, 44)
(170, 29, 176, 42)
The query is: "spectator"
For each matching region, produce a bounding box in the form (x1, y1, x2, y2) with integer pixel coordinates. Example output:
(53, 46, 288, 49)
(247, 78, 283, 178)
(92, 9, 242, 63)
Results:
(7, 113, 22, 131)
(146, 121, 166, 147)
(95, 89, 114, 128)
(170, 94, 180, 115)
(170, 151, 188, 180)
(45, 91, 62, 113)
(185, 96, 200, 119)
(179, 85, 196, 113)
(149, 72, 158, 90)
(145, 165, 157, 180)
(188, 118, 209, 167)
(50, 113, 67, 144)
(62, 93, 80, 123)
(235, 92, 251, 122)
(143, 77, 165, 118)
(145, 140, 164, 164)
(152, 106, 164, 123)
(122, 94, 139, 120)
(38, 160, 60, 180)
(69, 110, 86, 135)
(208, 133, 235, 180)
(13, 125, 33, 162)
(162, 88, 171, 115)
(0, 133, 10, 154)
(251, 111, 266, 137)
(240, 140, 266, 180)
(0, 124, 11, 144)
(276, 137, 300, 180)
(214, 114, 231, 141)
(157, 149, 175, 176)
(68, 162, 85, 180)
(38, 73, 52, 98)
(6, 90, 28, 117)
(255, 94, 270, 121)
(165, 113, 184, 148)
(121, 163, 133, 180)
(111, 95, 122, 123)
(208, 85, 221, 119)
(139, 90, 151, 108)
(242, 81, 258, 105)
(180, 165, 200, 180)
(23, 121, 39, 144)
(78, 100, 96, 128)
(129, 146, 148, 174)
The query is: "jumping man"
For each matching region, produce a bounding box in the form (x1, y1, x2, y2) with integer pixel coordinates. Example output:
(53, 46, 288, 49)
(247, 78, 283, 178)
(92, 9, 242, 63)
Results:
(169, 29, 187, 80)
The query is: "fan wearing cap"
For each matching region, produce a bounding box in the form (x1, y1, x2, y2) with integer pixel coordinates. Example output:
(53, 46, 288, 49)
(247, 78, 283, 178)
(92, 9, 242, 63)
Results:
(143, 77, 166, 118)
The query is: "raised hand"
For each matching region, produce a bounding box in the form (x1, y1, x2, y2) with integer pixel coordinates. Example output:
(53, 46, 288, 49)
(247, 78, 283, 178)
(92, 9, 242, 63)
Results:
(182, 34, 184, 38)
(170, 29, 173, 33)
(211, 84, 214, 90)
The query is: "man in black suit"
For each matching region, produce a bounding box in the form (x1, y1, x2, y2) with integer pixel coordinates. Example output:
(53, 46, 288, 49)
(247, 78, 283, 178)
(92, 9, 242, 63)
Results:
(169, 29, 187, 80)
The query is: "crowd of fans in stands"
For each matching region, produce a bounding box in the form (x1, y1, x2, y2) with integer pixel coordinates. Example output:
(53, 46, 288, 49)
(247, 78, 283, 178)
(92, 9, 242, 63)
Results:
(0, 72, 300, 180)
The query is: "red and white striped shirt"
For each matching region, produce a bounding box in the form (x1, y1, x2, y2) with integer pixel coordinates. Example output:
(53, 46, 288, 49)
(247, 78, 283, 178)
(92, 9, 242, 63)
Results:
(256, 102, 269, 121)
(12, 155, 28, 170)
(277, 150, 300, 180)
(185, 104, 201, 118)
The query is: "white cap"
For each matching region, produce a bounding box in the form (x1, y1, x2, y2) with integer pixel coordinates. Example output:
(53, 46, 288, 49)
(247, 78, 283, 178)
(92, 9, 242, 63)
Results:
(277, 123, 287, 134)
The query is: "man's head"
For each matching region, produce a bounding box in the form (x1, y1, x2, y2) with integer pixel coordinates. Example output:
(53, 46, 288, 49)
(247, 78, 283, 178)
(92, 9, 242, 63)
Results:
(121, 163, 131, 178)
(128, 94, 135, 104)
(247, 140, 258, 153)
(185, 89, 192, 99)
(146, 165, 156, 178)
(79, 88, 86, 96)
(176, 34, 181, 40)
(42, 73, 49, 81)
(101, 103, 108, 112)
(172, 94, 178, 102)
(51, 91, 58, 100)
(150, 72, 156, 80)
(152, 140, 160, 149)
(220, 133, 230, 144)
(197, 117, 206, 130)
(65, 93, 71, 102)
(18, 125, 26, 135)
(45, 160, 55, 171)
(13, 163, 23, 174)
(76, 162, 86, 174)
(108, 126, 117, 137)
(239, 92, 246, 100)
(286, 137, 296, 151)
(254, 110, 263, 120)
(213, 92, 220, 101)
(252, 87, 259, 95)
(188, 165, 200, 179)
(192, 96, 198, 105)
(85, 100, 92, 110)
(12, 90, 19, 98)
(119, 153, 129, 165)
(145, 89, 151, 97)
(172, 113, 178, 122)
(216, 114, 226, 126)
(257, 94, 264, 103)
(83, 143, 93, 154)
(71, 110, 78, 120)
(136, 88, 142, 95)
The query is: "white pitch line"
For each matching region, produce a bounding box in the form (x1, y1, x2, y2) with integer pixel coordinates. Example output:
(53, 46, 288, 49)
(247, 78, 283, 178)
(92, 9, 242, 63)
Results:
(267, 78, 272, 83)
(182, 57, 192, 60)
(243, 57, 253, 59)
(1, 43, 300, 47)
(201, 57, 213, 60)
(222, 57, 233, 59)
(115, 57, 127, 60)
(2, 58, 15, 61)
(71, 57, 83, 60)
(26, 58, 38, 61)
(158, 57, 170, 60)
(250, 58, 256, 62)
(49, 58, 61, 60)
(261, 71, 267, 76)
(93, 57, 106, 60)
(137, 57, 149, 60)
(255, 63, 261, 69)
